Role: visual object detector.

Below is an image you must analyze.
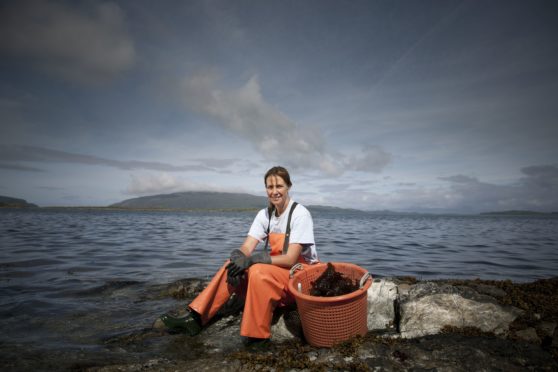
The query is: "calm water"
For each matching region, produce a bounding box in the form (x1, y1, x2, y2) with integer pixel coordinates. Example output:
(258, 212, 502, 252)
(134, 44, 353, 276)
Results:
(1, 208, 557, 369)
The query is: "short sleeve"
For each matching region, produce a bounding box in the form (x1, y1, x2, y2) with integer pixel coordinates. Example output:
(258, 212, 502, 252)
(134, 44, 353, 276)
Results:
(288, 207, 315, 245)
(247, 208, 269, 242)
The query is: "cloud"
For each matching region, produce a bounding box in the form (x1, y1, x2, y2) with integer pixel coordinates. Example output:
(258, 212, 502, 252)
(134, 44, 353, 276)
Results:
(0, 144, 212, 172)
(438, 175, 479, 184)
(125, 173, 193, 195)
(520, 165, 558, 191)
(178, 73, 391, 176)
(315, 165, 558, 213)
(436, 165, 558, 212)
(192, 158, 238, 169)
(344, 146, 392, 173)
(0, 0, 135, 84)
(0, 162, 43, 172)
(124, 172, 246, 196)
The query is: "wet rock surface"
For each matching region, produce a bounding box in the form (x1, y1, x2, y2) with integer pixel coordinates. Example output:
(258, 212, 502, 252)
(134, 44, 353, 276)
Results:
(367, 278, 398, 331)
(397, 281, 523, 338)
(3, 277, 557, 371)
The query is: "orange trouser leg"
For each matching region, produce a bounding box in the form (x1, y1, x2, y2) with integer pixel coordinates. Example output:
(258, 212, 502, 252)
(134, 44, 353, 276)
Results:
(188, 261, 239, 326)
(240, 263, 294, 339)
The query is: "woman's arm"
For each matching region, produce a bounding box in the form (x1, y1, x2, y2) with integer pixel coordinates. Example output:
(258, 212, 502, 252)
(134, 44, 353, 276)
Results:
(270, 243, 302, 268)
(239, 236, 260, 256)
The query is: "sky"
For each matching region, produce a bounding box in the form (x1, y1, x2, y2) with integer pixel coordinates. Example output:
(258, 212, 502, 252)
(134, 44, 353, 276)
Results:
(1, 0, 557, 213)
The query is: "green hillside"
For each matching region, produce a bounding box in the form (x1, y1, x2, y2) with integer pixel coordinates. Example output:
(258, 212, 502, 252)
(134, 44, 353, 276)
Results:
(109, 191, 268, 210)
(0, 196, 38, 208)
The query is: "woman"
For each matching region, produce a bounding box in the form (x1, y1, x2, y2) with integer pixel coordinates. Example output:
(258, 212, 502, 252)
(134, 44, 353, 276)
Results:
(161, 166, 318, 343)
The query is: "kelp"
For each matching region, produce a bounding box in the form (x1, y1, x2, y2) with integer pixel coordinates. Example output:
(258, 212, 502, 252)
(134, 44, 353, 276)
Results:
(310, 263, 359, 297)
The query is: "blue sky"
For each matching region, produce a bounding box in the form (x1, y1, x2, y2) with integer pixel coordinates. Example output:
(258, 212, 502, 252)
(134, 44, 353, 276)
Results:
(1, 0, 557, 213)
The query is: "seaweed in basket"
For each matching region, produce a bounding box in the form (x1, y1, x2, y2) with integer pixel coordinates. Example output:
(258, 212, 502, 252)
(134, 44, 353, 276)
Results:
(310, 263, 359, 297)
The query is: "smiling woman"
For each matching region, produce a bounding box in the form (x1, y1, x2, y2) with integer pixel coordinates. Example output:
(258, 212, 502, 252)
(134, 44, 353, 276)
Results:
(159, 165, 318, 345)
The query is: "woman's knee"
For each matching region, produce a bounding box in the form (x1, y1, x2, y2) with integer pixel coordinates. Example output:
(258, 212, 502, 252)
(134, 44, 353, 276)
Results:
(247, 263, 270, 279)
(247, 264, 289, 288)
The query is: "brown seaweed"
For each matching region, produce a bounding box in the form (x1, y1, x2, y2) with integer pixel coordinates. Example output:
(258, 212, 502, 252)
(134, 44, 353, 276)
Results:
(310, 263, 359, 297)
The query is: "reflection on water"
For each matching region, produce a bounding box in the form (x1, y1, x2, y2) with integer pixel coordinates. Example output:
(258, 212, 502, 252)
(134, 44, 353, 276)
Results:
(0, 208, 557, 369)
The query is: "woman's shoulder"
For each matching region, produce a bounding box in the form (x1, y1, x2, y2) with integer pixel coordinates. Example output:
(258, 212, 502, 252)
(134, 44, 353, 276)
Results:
(256, 207, 270, 218)
(291, 201, 312, 217)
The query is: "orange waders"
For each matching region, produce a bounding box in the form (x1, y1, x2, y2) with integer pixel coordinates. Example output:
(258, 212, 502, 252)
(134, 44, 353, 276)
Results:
(189, 205, 306, 339)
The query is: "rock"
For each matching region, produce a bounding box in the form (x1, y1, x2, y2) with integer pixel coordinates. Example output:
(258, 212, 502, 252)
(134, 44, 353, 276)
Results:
(537, 321, 557, 338)
(398, 281, 522, 338)
(515, 327, 541, 344)
(271, 316, 294, 341)
(367, 278, 398, 330)
(270, 308, 304, 341)
(21, 276, 555, 372)
(196, 315, 245, 353)
(473, 283, 507, 299)
(151, 317, 165, 330)
(141, 276, 558, 371)
(552, 327, 558, 348)
(397, 283, 412, 296)
(166, 279, 207, 299)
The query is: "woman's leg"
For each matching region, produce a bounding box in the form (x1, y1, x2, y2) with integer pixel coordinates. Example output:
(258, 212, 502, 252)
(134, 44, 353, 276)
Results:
(240, 263, 293, 339)
(189, 261, 242, 325)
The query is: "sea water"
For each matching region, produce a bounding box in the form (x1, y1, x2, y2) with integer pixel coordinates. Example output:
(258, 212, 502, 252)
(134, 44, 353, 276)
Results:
(1, 208, 557, 368)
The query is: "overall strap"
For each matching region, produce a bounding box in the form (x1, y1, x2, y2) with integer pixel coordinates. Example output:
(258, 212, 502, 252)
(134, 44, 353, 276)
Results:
(263, 205, 274, 253)
(262, 202, 298, 254)
(282, 202, 298, 254)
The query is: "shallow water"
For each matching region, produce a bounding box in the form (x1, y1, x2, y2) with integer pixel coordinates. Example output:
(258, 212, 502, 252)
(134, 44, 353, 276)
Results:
(1, 208, 557, 369)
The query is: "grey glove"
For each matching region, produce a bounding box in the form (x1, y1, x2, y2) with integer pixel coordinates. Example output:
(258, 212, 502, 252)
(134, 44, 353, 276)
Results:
(226, 251, 271, 277)
(227, 271, 243, 287)
(229, 249, 245, 261)
(227, 249, 246, 286)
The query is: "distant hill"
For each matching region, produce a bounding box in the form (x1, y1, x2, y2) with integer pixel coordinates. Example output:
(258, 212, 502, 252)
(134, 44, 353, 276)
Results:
(0, 195, 38, 208)
(109, 191, 367, 214)
(109, 191, 269, 210)
(480, 210, 555, 216)
(306, 205, 368, 215)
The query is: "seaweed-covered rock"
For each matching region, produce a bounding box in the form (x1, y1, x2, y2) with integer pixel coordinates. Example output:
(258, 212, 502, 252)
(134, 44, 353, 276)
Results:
(84, 277, 558, 371)
(515, 327, 541, 344)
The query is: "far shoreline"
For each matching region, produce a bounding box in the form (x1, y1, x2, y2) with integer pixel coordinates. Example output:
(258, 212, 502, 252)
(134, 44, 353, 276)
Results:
(2, 205, 558, 216)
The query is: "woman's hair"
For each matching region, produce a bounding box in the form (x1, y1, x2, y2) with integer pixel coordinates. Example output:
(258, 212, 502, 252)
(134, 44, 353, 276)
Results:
(264, 166, 292, 188)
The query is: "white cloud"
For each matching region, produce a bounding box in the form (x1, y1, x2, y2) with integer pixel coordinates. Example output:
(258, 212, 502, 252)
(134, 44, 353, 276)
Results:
(178, 73, 391, 176)
(0, 0, 135, 84)
(125, 173, 189, 195)
(124, 172, 247, 196)
(311, 164, 558, 213)
(433, 165, 558, 212)
(344, 145, 392, 173)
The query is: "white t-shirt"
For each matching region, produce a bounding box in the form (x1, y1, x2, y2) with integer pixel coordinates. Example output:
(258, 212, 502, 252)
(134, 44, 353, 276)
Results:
(248, 199, 318, 264)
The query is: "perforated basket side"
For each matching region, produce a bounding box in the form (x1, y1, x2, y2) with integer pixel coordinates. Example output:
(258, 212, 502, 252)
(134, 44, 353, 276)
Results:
(288, 262, 372, 347)
(297, 290, 368, 347)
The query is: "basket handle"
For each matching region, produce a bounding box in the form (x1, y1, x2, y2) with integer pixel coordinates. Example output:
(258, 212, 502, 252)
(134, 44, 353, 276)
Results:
(359, 272, 371, 289)
(289, 263, 304, 278)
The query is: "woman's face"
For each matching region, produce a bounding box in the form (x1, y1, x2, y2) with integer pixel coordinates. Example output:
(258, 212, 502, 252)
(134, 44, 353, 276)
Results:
(266, 175, 289, 209)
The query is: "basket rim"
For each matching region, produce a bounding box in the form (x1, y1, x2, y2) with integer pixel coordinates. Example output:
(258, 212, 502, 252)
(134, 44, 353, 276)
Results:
(288, 262, 372, 304)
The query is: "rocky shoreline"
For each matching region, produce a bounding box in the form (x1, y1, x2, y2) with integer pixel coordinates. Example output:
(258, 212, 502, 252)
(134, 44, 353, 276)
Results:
(72, 276, 557, 371)
(3, 276, 555, 371)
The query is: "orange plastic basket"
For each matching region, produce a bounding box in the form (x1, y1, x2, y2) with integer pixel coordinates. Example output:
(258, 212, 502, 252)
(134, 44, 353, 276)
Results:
(288, 262, 372, 347)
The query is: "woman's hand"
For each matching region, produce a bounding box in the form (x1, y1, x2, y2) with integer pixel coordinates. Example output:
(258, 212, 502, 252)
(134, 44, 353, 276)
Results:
(226, 251, 271, 277)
